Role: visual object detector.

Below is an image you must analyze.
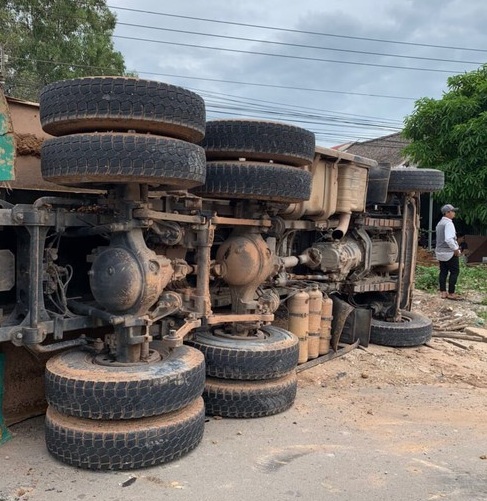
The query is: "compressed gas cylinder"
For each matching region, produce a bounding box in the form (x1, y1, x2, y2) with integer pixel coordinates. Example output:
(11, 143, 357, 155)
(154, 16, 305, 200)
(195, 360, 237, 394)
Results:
(319, 295, 333, 355)
(287, 290, 309, 364)
(307, 286, 323, 359)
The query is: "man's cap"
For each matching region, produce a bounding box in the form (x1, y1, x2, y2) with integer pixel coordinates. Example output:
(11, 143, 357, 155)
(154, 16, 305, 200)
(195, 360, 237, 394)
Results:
(441, 204, 459, 214)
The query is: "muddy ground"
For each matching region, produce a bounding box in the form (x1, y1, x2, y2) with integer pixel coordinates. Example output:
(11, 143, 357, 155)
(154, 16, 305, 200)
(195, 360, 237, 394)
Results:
(1, 288, 486, 500)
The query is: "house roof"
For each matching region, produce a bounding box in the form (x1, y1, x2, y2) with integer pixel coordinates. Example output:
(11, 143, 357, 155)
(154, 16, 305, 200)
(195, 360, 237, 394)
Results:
(339, 132, 411, 167)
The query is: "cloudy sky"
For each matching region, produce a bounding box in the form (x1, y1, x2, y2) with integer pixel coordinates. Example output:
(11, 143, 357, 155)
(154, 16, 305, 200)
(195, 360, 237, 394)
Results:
(107, 0, 487, 147)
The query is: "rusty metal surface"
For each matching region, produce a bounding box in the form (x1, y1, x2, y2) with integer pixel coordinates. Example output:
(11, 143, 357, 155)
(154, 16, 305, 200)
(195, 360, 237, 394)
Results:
(7, 97, 48, 143)
(133, 208, 204, 224)
(4, 97, 99, 193)
(211, 215, 272, 227)
(296, 340, 359, 372)
(206, 313, 274, 325)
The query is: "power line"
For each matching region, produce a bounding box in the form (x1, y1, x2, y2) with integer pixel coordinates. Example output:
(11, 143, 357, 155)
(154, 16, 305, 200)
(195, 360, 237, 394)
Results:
(187, 88, 403, 135)
(116, 21, 484, 66)
(205, 106, 400, 132)
(9, 74, 401, 142)
(5, 55, 406, 143)
(206, 109, 397, 142)
(199, 90, 403, 128)
(108, 5, 487, 54)
(9, 69, 403, 124)
(5, 59, 404, 144)
(197, 88, 403, 125)
(113, 34, 463, 74)
(8, 55, 417, 101)
(148, 72, 415, 101)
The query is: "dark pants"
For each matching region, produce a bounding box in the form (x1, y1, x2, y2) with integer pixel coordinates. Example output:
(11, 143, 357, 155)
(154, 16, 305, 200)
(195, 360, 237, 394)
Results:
(439, 255, 460, 294)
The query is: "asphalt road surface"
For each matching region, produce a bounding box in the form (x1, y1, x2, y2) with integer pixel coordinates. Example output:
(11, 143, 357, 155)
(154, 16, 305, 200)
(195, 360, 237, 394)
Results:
(1, 375, 486, 501)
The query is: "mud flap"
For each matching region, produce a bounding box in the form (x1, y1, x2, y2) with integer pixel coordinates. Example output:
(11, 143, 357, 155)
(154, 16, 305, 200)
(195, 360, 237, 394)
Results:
(330, 295, 354, 351)
(341, 308, 372, 347)
(0, 353, 12, 444)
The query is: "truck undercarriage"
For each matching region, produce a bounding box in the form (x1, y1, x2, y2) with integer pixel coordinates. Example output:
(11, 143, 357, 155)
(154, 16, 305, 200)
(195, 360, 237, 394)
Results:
(0, 77, 444, 469)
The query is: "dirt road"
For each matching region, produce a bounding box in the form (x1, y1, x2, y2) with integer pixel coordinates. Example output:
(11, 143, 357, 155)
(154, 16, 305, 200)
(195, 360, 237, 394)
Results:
(1, 290, 487, 501)
(1, 372, 486, 500)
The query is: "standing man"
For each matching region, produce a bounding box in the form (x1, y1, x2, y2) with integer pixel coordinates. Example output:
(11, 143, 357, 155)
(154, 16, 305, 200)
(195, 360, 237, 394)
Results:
(435, 204, 462, 299)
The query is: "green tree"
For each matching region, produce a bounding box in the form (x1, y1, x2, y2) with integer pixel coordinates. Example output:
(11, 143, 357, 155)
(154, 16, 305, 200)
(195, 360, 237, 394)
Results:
(402, 64, 487, 231)
(0, 0, 132, 100)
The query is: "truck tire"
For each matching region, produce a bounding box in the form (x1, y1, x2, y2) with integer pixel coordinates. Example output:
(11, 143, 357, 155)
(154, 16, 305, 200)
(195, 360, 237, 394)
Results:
(203, 373, 298, 418)
(370, 310, 432, 347)
(201, 120, 315, 166)
(388, 168, 444, 193)
(186, 325, 299, 380)
(41, 133, 206, 188)
(45, 398, 205, 470)
(192, 161, 312, 203)
(45, 345, 205, 419)
(40, 77, 206, 142)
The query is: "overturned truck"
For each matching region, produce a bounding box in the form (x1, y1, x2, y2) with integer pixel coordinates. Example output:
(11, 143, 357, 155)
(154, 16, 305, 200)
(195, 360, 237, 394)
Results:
(0, 77, 444, 470)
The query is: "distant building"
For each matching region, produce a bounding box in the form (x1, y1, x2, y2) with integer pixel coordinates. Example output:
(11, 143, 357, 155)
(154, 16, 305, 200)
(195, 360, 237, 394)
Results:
(333, 132, 411, 168)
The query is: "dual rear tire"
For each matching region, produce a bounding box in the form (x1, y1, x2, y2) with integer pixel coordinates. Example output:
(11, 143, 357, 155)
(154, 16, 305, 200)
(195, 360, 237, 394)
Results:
(45, 344, 206, 470)
(40, 77, 207, 190)
(186, 325, 299, 418)
(194, 119, 315, 204)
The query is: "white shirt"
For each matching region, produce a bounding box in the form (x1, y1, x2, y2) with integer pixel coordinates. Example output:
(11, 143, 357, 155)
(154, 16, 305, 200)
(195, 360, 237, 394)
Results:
(435, 216, 459, 261)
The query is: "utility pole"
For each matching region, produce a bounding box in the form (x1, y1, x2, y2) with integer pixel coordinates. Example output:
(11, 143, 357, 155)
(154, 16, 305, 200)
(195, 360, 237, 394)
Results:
(0, 45, 5, 90)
